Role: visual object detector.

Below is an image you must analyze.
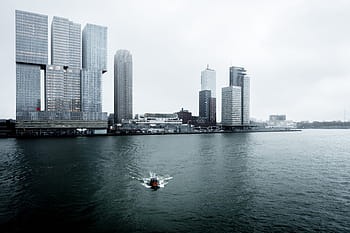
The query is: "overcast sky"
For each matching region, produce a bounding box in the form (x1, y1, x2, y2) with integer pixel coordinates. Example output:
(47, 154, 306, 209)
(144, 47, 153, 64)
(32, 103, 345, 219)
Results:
(1, 0, 350, 121)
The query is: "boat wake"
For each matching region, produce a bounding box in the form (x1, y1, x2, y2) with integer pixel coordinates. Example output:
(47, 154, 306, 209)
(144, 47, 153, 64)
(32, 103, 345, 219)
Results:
(130, 171, 173, 189)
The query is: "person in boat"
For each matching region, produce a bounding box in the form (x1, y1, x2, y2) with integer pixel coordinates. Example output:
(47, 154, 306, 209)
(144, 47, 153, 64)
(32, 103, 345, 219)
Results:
(149, 177, 159, 189)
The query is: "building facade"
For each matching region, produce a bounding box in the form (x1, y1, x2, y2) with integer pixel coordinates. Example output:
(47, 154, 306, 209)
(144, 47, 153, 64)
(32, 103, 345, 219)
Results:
(16, 10, 107, 121)
(16, 10, 48, 120)
(114, 50, 133, 123)
(199, 90, 211, 122)
(45, 65, 64, 112)
(201, 66, 216, 98)
(16, 10, 48, 65)
(51, 16, 81, 68)
(229, 66, 250, 125)
(176, 108, 192, 124)
(269, 115, 286, 121)
(221, 86, 242, 126)
(81, 24, 107, 113)
(82, 24, 107, 72)
(242, 76, 250, 125)
(199, 66, 216, 125)
(48, 16, 81, 112)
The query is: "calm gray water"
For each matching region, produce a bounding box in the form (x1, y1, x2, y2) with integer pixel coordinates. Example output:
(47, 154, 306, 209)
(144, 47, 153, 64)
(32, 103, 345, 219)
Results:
(0, 130, 350, 232)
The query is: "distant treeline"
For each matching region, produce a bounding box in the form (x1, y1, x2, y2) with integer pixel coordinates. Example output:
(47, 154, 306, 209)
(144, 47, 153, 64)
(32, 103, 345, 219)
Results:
(297, 121, 350, 129)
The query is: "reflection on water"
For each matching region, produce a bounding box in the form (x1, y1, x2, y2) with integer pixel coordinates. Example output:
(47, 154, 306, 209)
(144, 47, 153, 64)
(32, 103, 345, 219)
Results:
(0, 131, 350, 232)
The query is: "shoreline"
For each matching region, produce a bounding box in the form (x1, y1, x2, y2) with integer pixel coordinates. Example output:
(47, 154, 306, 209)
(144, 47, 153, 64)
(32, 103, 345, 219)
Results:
(2, 128, 302, 139)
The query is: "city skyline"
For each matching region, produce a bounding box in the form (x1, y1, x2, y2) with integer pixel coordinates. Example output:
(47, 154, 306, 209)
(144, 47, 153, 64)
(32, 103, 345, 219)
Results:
(2, 0, 350, 121)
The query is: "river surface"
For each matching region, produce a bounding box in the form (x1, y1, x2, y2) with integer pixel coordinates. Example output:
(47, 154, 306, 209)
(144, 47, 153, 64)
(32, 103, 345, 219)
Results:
(0, 130, 350, 232)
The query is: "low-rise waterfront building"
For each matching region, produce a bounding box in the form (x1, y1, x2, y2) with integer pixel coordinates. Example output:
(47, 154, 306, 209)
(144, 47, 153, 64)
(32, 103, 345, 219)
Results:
(114, 113, 185, 134)
(176, 108, 192, 124)
(15, 120, 108, 137)
(0, 119, 16, 137)
(269, 115, 287, 121)
(267, 115, 296, 129)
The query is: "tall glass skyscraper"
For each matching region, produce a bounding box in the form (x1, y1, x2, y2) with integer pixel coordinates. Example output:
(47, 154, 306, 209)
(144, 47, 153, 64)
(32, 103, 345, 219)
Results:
(16, 10, 48, 65)
(82, 24, 107, 113)
(82, 24, 107, 72)
(16, 10, 107, 121)
(114, 50, 133, 123)
(51, 16, 81, 69)
(229, 66, 250, 125)
(199, 89, 211, 121)
(199, 66, 216, 125)
(201, 66, 216, 98)
(16, 10, 48, 120)
(47, 16, 81, 112)
(45, 65, 64, 112)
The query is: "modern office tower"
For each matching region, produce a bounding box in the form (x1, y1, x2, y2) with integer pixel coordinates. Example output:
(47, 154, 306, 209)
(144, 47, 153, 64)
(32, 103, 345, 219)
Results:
(114, 50, 133, 123)
(51, 16, 81, 68)
(221, 86, 242, 126)
(242, 75, 250, 125)
(82, 24, 107, 72)
(82, 24, 107, 113)
(209, 97, 216, 124)
(49, 16, 81, 112)
(229, 66, 250, 125)
(229, 66, 246, 86)
(16, 10, 48, 120)
(64, 68, 81, 111)
(199, 90, 211, 121)
(16, 10, 48, 65)
(46, 66, 81, 112)
(199, 66, 216, 125)
(201, 66, 216, 98)
(15, 10, 108, 125)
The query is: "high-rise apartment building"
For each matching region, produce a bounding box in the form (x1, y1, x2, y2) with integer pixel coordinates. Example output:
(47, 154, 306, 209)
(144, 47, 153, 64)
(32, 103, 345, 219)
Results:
(221, 86, 242, 126)
(114, 50, 133, 123)
(229, 66, 250, 125)
(199, 66, 216, 125)
(16, 10, 48, 120)
(82, 24, 107, 113)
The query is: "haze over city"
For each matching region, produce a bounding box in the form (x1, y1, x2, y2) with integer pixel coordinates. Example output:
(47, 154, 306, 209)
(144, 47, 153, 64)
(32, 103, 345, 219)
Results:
(1, 0, 349, 121)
